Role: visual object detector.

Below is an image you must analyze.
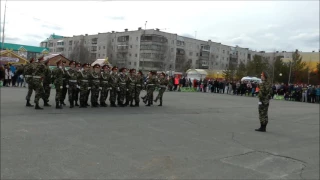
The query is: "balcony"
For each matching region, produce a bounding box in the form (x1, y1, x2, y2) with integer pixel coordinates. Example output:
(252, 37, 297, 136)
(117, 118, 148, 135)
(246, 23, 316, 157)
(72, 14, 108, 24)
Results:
(117, 36, 129, 42)
(200, 45, 210, 52)
(117, 45, 129, 52)
(141, 35, 167, 44)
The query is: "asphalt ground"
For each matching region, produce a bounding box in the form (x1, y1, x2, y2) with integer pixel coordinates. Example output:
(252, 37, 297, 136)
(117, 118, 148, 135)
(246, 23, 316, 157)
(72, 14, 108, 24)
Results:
(1, 87, 319, 179)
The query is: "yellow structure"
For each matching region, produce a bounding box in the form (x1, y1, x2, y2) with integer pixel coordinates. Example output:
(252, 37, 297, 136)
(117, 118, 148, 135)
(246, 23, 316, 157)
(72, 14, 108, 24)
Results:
(282, 52, 319, 72)
(0, 49, 29, 65)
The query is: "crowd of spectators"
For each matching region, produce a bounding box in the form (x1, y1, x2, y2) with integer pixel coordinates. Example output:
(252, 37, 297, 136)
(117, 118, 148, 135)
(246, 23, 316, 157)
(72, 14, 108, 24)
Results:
(0, 64, 25, 87)
(166, 75, 320, 104)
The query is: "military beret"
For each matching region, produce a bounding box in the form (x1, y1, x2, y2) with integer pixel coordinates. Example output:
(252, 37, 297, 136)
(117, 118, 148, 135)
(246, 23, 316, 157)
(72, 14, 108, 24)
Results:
(102, 64, 109, 69)
(29, 57, 35, 63)
(160, 72, 166, 76)
(138, 70, 143, 75)
(93, 64, 100, 68)
(82, 63, 88, 67)
(69, 60, 75, 65)
(119, 67, 127, 72)
(112, 66, 118, 71)
(129, 69, 136, 73)
(75, 62, 81, 66)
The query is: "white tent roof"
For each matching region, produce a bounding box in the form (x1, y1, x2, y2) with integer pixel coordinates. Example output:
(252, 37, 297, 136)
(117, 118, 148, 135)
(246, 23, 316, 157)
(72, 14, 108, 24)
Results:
(91, 59, 112, 66)
(44, 54, 60, 60)
(186, 69, 208, 75)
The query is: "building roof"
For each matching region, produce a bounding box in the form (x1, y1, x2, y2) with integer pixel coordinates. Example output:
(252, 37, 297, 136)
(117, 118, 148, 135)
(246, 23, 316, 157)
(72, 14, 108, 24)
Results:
(49, 33, 64, 39)
(0, 43, 49, 53)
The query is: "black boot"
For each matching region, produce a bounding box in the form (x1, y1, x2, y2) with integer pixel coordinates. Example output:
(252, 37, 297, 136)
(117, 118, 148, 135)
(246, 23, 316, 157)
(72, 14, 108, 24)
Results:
(79, 101, 87, 108)
(75, 101, 79, 106)
(56, 101, 62, 109)
(44, 100, 51, 107)
(110, 102, 117, 107)
(130, 101, 135, 107)
(146, 100, 151, 106)
(125, 101, 129, 107)
(26, 100, 34, 107)
(61, 101, 66, 106)
(154, 97, 158, 103)
(70, 101, 74, 108)
(86, 102, 90, 106)
(135, 101, 139, 107)
(119, 102, 125, 107)
(92, 102, 98, 108)
(158, 99, 162, 106)
(255, 124, 266, 132)
(100, 102, 107, 107)
(35, 103, 43, 110)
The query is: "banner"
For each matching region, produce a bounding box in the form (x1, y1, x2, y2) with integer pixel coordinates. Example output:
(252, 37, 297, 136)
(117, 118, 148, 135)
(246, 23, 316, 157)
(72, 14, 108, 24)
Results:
(0, 57, 19, 63)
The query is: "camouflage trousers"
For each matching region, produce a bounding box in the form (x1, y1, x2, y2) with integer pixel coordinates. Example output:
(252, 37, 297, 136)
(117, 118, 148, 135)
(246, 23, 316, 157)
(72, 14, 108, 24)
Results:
(33, 79, 45, 104)
(54, 83, 63, 102)
(25, 78, 34, 101)
(155, 88, 166, 101)
(109, 87, 118, 103)
(259, 103, 269, 125)
(68, 83, 78, 102)
(135, 85, 142, 103)
(79, 83, 89, 104)
(43, 83, 51, 103)
(74, 88, 79, 102)
(127, 85, 135, 102)
(91, 85, 100, 104)
(146, 86, 155, 101)
(100, 85, 109, 103)
(118, 84, 127, 104)
(62, 80, 68, 102)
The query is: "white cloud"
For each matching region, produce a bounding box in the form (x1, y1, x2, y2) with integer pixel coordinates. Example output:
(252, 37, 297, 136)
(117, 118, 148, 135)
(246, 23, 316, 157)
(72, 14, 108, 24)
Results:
(0, 1, 319, 52)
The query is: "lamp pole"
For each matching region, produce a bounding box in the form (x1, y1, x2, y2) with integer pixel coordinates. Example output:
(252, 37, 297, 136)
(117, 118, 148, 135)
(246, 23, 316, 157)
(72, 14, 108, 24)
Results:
(1, 0, 8, 50)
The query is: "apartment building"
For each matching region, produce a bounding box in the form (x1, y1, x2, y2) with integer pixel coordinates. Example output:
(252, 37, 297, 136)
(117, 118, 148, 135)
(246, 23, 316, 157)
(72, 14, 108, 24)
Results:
(40, 29, 254, 72)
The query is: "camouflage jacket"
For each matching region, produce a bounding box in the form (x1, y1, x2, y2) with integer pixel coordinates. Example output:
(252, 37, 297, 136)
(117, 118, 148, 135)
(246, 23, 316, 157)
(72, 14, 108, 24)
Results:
(157, 78, 168, 89)
(52, 67, 64, 86)
(33, 62, 46, 78)
(258, 80, 272, 104)
(146, 76, 157, 88)
(127, 74, 136, 87)
(62, 68, 68, 82)
(43, 66, 52, 84)
(118, 73, 127, 88)
(135, 75, 144, 89)
(100, 71, 110, 87)
(89, 71, 101, 87)
(109, 73, 119, 88)
(23, 63, 35, 82)
(66, 68, 78, 84)
(77, 70, 90, 86)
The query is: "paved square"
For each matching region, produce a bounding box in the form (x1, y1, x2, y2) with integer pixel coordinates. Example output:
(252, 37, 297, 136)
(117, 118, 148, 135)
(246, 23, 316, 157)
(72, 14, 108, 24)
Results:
(1, 87, 319, 179)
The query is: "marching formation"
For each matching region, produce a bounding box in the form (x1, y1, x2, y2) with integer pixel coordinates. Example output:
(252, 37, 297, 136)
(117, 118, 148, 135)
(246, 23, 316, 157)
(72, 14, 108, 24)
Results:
(23, 56, 169, 110)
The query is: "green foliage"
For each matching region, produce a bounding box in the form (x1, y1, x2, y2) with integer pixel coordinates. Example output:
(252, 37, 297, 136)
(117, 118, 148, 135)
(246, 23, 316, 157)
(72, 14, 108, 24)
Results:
(222, 63, 236, 81)
(291, 49, 306, 83)
(273, 56, 290, 83)
(235, 61, 247, 80)
(246, 55, 269, 77)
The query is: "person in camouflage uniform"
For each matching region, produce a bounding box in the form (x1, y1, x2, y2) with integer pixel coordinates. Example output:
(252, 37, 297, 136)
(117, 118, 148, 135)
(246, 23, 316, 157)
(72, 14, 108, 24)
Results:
(77, 63, 91, 108)
(144, 71, 158, 106)
(61, 61, 68, 106)
(100, 65, 111, 107)
(154, 72, 168, 106)
(24, 57, 36, 107)
(89, 64, 102, 108)
(255, 71, 272, 132)
(127, 69, 137, 107)
(43, 60, 52, 107)
(74, 62, 81, 106)
(52, 59, 64, 109)
(109, 66, 119, 107)
(118, 68, 128, 107)
(66, 61, 79, 108)
(134, 70, 144, 107)
(33, 55, 48, 109)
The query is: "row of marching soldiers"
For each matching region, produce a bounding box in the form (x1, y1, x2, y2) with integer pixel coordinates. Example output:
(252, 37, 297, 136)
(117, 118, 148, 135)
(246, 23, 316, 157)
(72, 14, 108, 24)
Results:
(23, 56, 169, 110)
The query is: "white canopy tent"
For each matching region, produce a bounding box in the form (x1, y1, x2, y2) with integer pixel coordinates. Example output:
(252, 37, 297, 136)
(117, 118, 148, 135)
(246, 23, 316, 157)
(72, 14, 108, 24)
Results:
(186, 69, 208, 81)
(241, 76, 262, 83)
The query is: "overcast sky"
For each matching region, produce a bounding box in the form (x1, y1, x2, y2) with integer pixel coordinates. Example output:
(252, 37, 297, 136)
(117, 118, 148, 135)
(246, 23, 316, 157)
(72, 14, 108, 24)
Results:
(0, 1, 319, 52)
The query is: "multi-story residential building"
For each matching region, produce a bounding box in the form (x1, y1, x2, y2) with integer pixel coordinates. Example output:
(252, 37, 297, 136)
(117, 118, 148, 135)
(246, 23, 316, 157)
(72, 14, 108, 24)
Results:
(39, 29, 256, 72)
(1, 42, 49, 60)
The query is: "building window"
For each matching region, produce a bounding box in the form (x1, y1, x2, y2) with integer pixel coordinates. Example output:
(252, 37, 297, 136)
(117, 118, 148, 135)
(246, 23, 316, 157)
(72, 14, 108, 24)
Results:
(129, 53, 132, 56)
(130, 45, 132, 48)
(196, 53, 199, 56)
(189, 52, 193, 56)
(216, 55, 219, 58)
(98, 54, 100, 57)
(99, 46, 101, 50)
(136, 37, 139, 41)
(103, 54, 105, 57)
(134, 62, 137, 66)
(103, 46, 105, 49)
(223, 50, 225, 54)
(171, 48, 174, 52)
(129, 62, 131, 65)
(135, 54, 137, 57)
(172, 40, 174, 44)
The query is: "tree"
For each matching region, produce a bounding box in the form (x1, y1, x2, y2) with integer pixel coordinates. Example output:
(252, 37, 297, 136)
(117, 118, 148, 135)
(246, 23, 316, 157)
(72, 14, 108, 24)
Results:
(246, 55, 269, 77)
(235, 61, 247, 80)
(222, 63, 236, 81)
(69, 42, 90, 63)
(290, 49, 306, 83)
(272, 56, 290, 83)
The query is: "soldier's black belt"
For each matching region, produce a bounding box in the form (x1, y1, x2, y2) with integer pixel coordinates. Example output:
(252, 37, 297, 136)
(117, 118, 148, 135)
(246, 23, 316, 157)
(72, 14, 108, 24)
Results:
(120, 83, 126, 85)
(147, 84, 155, 86)
(160, 85, 166, 88)
(69, 80, 77, 82)
(130, 83, 135, 86)
(136, 85, 142, 86)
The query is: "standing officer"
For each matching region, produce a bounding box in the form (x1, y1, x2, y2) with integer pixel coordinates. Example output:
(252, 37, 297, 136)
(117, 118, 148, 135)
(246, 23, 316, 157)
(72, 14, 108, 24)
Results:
(89, 64, 101, 107)
(118, 68, 128, 107)
(127, 69, 137, 107)
(24, 57, 35, 107)
(100, 65, 111, 107)
(33, 55, 47, 109)
(74, 62, 82, 106)
(61, 61, 68, 106)
(52, 59, 64, 109)
(109, 66, 119, 107)
(144, 71, 157, 106)
(78, 63, 90, 108)
(255, 71, 272, 132)
(154, 72, 168, 106)
(134, 70, 144, 107)
(43, 60, 52, 107)
(66, 61, 78, 108)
